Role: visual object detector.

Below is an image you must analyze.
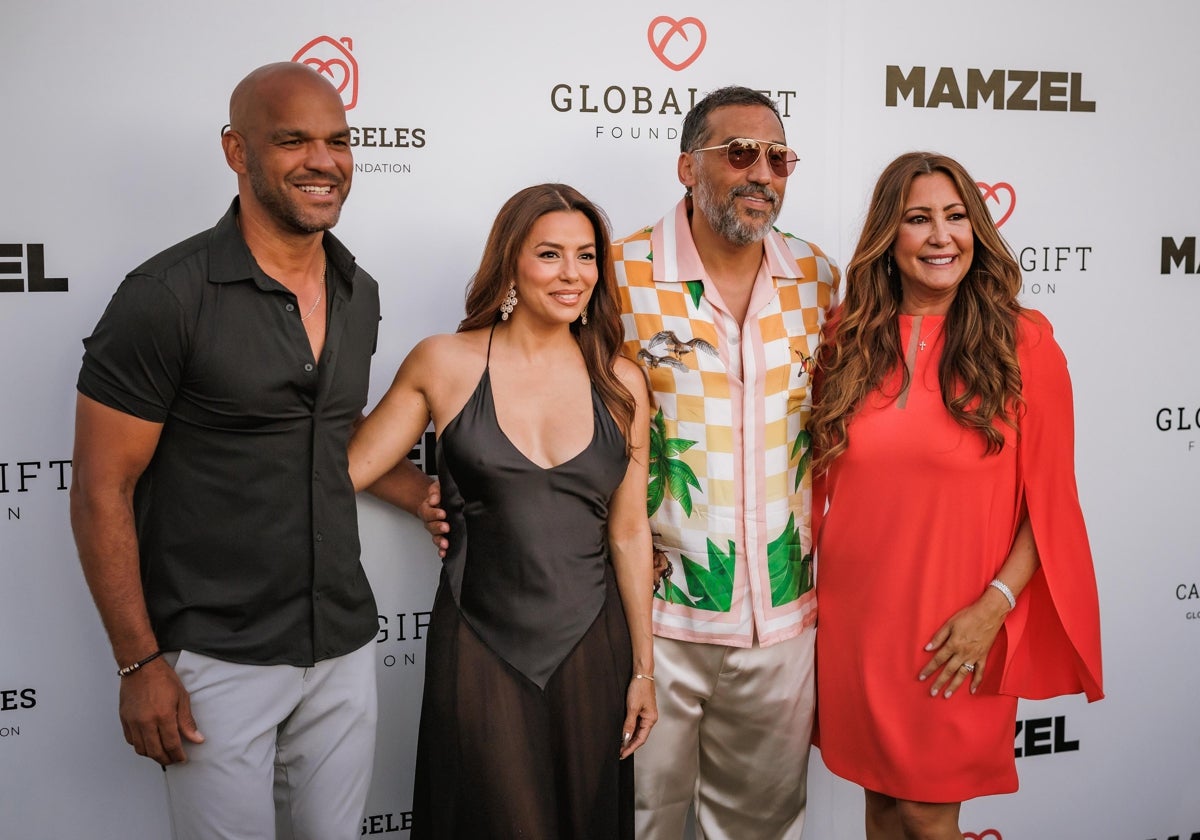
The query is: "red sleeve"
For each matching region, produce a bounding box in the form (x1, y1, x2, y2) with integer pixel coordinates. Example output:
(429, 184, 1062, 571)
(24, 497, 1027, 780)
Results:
(995, 310, 1104, 701)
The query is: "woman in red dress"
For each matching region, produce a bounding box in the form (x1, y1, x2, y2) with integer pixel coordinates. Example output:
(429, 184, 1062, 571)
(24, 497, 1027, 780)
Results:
(810, 152, 1103, 839)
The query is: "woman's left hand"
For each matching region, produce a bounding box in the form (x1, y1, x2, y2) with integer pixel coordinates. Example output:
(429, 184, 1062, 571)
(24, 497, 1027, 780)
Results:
(919, 595, 1009, 698)
(619, 675, 658, 759)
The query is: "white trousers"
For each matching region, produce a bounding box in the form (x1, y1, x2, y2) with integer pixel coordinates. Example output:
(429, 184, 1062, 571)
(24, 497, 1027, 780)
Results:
(162, 641, 377, 840)
(634, 628, 816, 840)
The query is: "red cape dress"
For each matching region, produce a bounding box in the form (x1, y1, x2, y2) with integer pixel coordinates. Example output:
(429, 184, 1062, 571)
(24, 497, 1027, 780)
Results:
(814, 310, 1103, 802)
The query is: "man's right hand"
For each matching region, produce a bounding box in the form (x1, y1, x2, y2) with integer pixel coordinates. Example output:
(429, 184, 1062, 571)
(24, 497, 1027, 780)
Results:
(417, 480, 449, 558)
(118, 657, 204, 766)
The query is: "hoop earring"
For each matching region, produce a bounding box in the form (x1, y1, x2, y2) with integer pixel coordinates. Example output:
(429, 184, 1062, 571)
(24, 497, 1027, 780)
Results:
(500, 283, 517, 320)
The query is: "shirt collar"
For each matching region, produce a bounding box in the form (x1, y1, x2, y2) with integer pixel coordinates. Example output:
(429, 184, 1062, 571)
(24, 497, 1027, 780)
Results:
(650, 196, 805, 285)
(206, 196, 359, 297)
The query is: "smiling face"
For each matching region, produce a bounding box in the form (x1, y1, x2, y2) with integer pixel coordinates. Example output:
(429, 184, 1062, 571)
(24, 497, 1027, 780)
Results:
(892, 171, 975, 314)
(681, 103, 787, 247)
(226, 65, 352, 235)
(511, 210, 599, 326)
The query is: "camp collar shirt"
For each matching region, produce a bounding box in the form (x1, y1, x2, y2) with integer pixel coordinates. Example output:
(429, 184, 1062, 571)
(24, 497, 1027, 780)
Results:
(77, 198, 380, 666)
(613, 197, 839, 647)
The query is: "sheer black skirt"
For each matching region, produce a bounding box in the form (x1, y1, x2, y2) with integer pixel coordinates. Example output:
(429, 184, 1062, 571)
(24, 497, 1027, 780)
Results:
(411, 569, 634, 839)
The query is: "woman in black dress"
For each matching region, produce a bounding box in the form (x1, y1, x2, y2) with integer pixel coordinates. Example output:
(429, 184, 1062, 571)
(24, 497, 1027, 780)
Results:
(350, 184, 657, 839)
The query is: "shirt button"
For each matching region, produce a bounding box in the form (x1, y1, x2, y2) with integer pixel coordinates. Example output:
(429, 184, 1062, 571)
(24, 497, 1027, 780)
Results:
(304, 363, 314, 372)
(285, 303, 295, 312)
(315, 532, 323, 542)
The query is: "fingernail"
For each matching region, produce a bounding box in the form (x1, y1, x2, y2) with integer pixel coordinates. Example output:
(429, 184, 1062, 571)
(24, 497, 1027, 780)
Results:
(944, 690, 953, 699)
(930, 687, 938, 696)
(918, 674, 926, 681)
(622, 732, 631, 745)
(924, 643, 933, 651)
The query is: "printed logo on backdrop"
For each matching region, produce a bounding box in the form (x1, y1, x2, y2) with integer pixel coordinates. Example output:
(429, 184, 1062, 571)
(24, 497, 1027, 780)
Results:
(2, 458, 71, 524)
(1161, 236, 1200, 274)
(294, 36, 359, 110)
(885, 66, 1096, 112)
(1143, 833, 1200, 840)
(647, 16, 707, 71)
(1014, 715, 1079, 758)
(1174, 582, 1200, 621)
(1, 687, 38, 742)
(551, 16, 797, 144)
(963, 831, 1002, 840)
(293, 36, 426, 177)
(0, 244, 68, 293)
(973, 180, 1093, 298)
(376, 607, 432, 669)
(1155, 406, 1199, 453)
(361, 811, 412, 834)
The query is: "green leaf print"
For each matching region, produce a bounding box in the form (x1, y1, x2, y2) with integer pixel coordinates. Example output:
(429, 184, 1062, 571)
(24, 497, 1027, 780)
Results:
(791, 429, 812, 491)
(767, 513, 812, 606)
(646, 409, 701, 518)
(685, 280, 704, 309)
(658, 575, 695, 607)
(679, 539, 735, 612)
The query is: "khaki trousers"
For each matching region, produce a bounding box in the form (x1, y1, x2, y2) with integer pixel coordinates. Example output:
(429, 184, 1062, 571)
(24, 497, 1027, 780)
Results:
(635, 628, 816, 840)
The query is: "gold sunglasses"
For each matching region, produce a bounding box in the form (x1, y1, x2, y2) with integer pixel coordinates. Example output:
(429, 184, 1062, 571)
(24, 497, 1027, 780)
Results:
(691, 137, 799, 178)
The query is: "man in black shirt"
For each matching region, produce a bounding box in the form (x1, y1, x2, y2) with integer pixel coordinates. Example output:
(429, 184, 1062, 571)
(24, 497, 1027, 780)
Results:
(71, 62, 394, 839)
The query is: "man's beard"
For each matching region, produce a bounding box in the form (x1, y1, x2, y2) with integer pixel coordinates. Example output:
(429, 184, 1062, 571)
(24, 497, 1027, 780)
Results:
(694, 180, 781, 246)
(246, 149, 345, 234)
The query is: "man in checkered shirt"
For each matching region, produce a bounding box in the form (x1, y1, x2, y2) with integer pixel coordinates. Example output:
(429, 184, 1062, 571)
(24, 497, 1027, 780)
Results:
(612, 86, 839, 840)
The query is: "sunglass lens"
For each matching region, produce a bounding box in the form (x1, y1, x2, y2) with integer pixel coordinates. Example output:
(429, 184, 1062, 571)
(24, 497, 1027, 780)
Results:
(725, 139, 760, 170)
(767, 145, 797, 177)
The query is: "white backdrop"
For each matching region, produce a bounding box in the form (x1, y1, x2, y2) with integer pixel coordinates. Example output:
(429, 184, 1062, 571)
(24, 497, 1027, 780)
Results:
(2, 2, 1198, 838)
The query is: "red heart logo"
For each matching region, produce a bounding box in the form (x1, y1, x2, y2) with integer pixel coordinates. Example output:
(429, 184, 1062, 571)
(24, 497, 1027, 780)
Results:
(976, 181, 1016, 229)
(647, 16, 707, 71)
(963, 830, 1003, 840)
(293, 36, 359, 110)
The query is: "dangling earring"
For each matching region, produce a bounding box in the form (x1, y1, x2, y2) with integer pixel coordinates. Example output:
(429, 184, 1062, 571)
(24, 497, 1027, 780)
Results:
(500, 282, 517, 320)
(580, 309, 588, 326)
(885, 254, 893, 277)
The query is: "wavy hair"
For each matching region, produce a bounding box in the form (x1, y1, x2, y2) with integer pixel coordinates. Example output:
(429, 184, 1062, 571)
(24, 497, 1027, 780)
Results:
(459, 183, 635, 444)
(811, 152, 1024, 471)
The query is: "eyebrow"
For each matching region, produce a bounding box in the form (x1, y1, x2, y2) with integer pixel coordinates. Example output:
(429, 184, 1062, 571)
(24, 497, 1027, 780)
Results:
(267, 128, 351, 142)
(533, 240, 597, 249)
(904, 202, 967, 213)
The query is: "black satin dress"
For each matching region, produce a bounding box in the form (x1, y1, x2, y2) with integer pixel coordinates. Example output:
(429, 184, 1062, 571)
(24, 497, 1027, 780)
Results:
(411, 344, 634, 840)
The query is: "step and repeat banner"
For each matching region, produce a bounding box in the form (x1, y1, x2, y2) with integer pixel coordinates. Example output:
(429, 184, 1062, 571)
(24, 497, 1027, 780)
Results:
(2, 1, 1197, 838)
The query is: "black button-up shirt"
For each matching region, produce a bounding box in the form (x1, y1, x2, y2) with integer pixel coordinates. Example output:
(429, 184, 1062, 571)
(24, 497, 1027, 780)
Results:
(78, 198, 380, 666)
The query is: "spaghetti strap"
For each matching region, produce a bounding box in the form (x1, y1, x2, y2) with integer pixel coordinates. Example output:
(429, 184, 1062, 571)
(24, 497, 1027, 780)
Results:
(485, 322, 497, 366)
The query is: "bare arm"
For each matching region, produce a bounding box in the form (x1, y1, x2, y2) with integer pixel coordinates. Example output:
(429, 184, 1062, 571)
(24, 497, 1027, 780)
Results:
(607, 357, 657, 758)
(920, 511, 1041, 697)
(349, 340, 438, 496)
(69, 394, 203, 765)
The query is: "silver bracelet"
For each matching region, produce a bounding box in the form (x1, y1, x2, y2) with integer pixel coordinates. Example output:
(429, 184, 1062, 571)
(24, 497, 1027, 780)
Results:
(989, 578, 1016, 611)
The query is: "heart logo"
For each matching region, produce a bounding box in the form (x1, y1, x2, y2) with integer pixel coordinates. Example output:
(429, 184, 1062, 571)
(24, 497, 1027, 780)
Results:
(976, 181, 1016, 229)
(647, 16, 707, 71)
(963, 830, 1003, 840)
(293, 36, 359, 110)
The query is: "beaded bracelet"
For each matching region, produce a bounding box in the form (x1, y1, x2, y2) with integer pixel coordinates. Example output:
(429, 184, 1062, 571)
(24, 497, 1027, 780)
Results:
(117, 650, 164, 677)
(988, 578, 1016, 611)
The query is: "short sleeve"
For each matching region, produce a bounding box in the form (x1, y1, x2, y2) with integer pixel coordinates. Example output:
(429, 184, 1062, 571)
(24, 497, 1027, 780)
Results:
(76, 273, 191, 423)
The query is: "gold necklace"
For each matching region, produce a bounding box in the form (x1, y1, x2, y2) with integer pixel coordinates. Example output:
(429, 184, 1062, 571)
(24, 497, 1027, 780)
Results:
(301, 258, 327, 322)
(917, 317, 944, 351)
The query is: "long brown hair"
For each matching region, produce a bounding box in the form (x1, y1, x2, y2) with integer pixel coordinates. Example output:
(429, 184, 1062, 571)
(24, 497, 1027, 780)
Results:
(811, 152, 1024, 470)
(459, 183, 636, 444)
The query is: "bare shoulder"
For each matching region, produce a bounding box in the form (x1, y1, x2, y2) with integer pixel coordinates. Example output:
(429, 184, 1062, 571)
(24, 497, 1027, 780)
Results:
(402, 330, 486, 377)
(613, 354, 649, 398)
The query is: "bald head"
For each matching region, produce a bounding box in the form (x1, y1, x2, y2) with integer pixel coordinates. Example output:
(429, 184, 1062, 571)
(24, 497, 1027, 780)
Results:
(229, 62, 344, 138)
